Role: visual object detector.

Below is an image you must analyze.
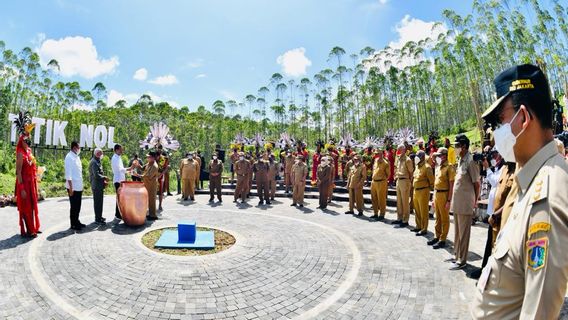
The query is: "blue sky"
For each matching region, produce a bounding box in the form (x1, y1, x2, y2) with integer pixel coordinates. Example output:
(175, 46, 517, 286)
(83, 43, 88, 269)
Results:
(0, 0, 471, 110)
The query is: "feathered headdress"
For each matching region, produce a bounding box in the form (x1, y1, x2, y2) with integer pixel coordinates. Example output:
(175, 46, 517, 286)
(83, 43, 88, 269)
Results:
(13, 111, 34, 137)
(383, 129, 396, 146)
(358, 136, 378, 149)
(276, 133, 295, 149)
(395, 127, 417, 145)
(338, 133, 358, 149)
(247, 133, 265, 148)
(139, 122, 180, 150)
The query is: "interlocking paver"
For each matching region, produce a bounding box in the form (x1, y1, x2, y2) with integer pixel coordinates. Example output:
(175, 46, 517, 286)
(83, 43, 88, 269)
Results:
(0, 195, 566, 319)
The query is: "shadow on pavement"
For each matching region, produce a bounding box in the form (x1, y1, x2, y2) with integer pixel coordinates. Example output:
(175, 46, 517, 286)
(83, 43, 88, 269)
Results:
(0, 234, 34, 250)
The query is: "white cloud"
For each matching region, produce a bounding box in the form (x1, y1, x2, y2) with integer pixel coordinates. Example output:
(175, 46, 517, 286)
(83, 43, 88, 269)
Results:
(107, 89, 179, 108)
(379, 0, 388, 4)
(195, 73, 207, 79)
(133, 68, 148, 81)
(276, 47, 312, 77)
(388, 15, 447, 50)
(37, 35, 119, 79)
(148, 74, 179, 86)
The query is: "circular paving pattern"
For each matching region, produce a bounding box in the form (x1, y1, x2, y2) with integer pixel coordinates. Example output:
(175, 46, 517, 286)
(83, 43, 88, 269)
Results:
(32, 207, 358, 319)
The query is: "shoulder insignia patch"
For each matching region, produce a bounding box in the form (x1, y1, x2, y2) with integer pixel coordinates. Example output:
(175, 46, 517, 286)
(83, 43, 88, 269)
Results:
(528, 222, 551, 237)
(526, 237, 548, 271)
(529, 172, 549, 205)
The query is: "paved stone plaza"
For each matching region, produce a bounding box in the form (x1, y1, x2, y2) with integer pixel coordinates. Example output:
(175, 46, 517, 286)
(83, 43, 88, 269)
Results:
(0, 195, 564, 320)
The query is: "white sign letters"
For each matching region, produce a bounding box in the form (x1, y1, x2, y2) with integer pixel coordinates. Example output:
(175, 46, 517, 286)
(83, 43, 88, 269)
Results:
(8, 114, 115, 149)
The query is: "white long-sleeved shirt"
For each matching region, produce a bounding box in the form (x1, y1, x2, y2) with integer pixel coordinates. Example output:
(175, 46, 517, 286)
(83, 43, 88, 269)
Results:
(65, 151, 83, 191)
(486, 166, 502, 216)
(111, 153, 127, 184)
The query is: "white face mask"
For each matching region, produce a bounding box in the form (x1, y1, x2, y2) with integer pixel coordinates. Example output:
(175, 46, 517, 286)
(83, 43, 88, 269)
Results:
(414, 157, 420, 165)
(493, 108, 526, 163)
(213, 156, 217, 160)
(436, 157, 442, 166)
(188, 156, 193, 160)
(75, 149, 81, 156)
(490, 159, 497, 167)
(239, 156, 244, 161)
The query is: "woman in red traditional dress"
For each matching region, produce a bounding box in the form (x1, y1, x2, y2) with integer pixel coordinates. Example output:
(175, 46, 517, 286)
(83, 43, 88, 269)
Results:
(14, 112, 40, 238)
(311, 141, 323, 184)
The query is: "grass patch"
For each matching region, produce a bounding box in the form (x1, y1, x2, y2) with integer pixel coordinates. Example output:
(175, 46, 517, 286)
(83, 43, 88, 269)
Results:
(141, 227, 235, 256)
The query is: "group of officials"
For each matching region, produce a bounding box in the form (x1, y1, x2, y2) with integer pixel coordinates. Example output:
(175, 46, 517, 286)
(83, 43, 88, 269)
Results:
(58, 63, 568, 319)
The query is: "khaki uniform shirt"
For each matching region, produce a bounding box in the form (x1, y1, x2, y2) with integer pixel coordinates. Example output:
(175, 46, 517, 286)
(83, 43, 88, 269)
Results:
(395, 154, 414, 180)
(372, 158, 389, 181)
(235, 159, 250, 178)
(209, 160, 223, 177)
(434, 161, 456, 191)
(451, 151, 480, 215)
(179, 159, 199, 180)
(471, 141, 568, 319)
(291, 162, 308, 184)
(285, 155, 295, 173)
(142, 162, 159, 187)
(254, 160, 269, 180)
(413, 162, 434, 189)
(317, 163, 331, 184)
(347, 163, 366, 189)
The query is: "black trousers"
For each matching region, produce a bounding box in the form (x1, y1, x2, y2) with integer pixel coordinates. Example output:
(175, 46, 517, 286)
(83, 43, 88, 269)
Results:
(481, 224, 494, 268)
(68, 189, 82, 227)
(209, 177, 222, 200)
(92, 187, 104, 221)
(114, 182, 121, 218)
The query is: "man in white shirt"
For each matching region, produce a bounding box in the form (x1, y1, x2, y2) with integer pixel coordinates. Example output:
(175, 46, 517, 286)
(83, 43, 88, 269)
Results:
(65, 141, 85, 230)
(111, 144, 132, 220)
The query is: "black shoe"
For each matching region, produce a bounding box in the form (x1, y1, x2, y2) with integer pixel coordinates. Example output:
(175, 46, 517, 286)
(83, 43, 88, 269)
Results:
(233, 199, 238, 203)
(218, 199, 222, 203)
(377, 216, 385, 221)
(370, 215, 379, 220)
(427, 238, 439, 246)
(391, 219, 402, 225)
(167, 193, 173, 196)
(299, 204, 304, 207)
(191, 198, 195, 201)
(115, 214, 122, 220)
(410, 228, 421, 232)
(259, 201, 264, 206)
(266, 201, 271, 205)
(433, 241, 447, 249)
(357, 211, 363, 216)
(394, 222, 408, 228)
(147, 216, 158, 221)
(290, 203, 296, 207)
(416, 230, 427, 236)
(209, 198, 214, 202)
(344, 211, 354, 215)
(95, 217, 106, 224)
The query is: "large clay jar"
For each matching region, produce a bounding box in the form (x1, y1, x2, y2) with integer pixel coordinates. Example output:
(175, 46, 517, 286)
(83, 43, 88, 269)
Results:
(117, 181, 148, 226)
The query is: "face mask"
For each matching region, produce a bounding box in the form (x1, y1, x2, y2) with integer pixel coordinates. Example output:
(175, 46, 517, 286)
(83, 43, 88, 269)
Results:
(295, 160, 300, 164)
(490, 159, 497, 167)
(493, 108, 526, 163)
(213, 156, 217, 160)
(239, 156, 244, 161)
(75, 149, 81, 156)
(414, 157, 420, 165)
(436, 157, 442, 166)
(188, 156, 193, 160)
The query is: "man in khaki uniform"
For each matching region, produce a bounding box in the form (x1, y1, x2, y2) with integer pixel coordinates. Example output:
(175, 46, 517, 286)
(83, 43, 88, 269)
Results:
(471, 64, 568, 319)
(448, 134, 480, 270)
(427, 147, 455, 248)
(291, 155, 308, 207)
(316, 154, 332, 210)
(284, 151, 294, 194)
(393, 144, 414, 227)
(179, 153, 199, 201)
(412, 150, 434, 234)
(370, 150, 389, 220)
(345, 155, 366, 216)
(140, 152, 160, 220)
(233, 153, 250, 203)
(327, 155, 335, 203)
(254, 154, 271, 205)
(267, 155, 278, 201)
(208, 152, 223, 203)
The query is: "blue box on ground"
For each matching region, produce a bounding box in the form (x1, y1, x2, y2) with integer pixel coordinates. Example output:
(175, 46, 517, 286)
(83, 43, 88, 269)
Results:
(154, 221, 215, 250)
(178, 220, 196, 243)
